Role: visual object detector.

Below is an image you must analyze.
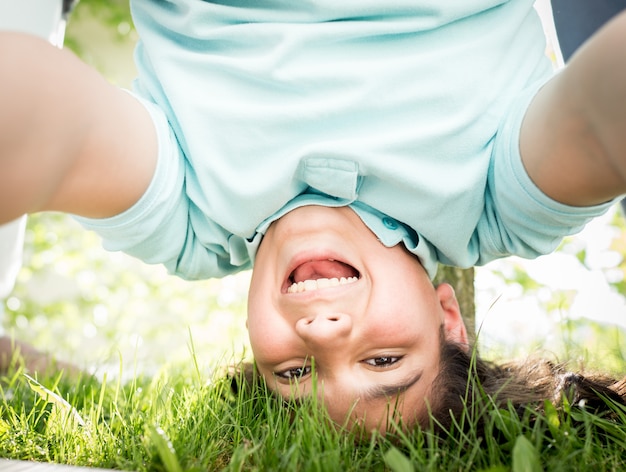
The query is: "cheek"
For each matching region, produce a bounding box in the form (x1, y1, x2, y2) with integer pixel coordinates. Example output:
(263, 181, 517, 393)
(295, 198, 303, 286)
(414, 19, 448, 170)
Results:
(246, 307, 295, 364)
(246, 274, 274, 337)
(365, 295, 438, 341)
(247, 330, 273, 368)
(246, 312, 271, 358)
(247, 248, 277, 313)
(366, 321, 422, 346)
(368, 278, 441, 341)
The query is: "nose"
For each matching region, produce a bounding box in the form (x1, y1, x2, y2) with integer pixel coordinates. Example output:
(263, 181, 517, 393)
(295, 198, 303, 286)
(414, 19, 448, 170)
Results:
(295, 313, 353, 347)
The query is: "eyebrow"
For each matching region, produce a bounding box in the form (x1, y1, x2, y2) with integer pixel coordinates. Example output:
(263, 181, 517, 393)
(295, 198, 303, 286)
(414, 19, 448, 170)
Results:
(362, 370, 423, 401)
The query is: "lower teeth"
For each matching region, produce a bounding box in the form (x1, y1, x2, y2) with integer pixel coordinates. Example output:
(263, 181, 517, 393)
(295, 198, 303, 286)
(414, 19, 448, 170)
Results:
(287, 276, 358, 293)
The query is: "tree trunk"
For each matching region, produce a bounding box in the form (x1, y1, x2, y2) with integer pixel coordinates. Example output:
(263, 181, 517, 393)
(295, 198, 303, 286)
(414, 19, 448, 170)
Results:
(434, 266, 475, 342)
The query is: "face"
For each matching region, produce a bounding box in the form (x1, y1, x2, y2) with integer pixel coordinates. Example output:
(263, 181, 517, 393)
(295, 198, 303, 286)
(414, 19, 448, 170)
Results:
(247, 205, 467, 432)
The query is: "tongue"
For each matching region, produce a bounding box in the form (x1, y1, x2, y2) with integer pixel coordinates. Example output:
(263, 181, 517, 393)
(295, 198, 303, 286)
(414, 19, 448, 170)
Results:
(292, 260, 357, 283)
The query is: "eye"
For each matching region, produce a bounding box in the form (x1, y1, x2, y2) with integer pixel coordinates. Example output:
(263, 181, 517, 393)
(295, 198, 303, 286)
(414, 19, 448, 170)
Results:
(363, 356, 402, 368)
(274, 365, 311, 380)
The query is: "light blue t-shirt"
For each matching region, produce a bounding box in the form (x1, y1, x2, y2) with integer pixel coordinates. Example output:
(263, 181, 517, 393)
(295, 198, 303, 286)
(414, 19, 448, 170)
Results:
(77, 0, 616, 280)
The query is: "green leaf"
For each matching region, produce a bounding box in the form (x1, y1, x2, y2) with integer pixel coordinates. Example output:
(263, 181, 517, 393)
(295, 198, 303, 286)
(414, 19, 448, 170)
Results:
(384, 447, 414, 472)
(512, 435, 542, 472)
(478, 467, 508, 472)
(492, 407, 519, 440)
(0, 417, 12, 436)
(543, 400, 560, 438)
(149, 425, 183, 472)
(25, 374, 86, 427)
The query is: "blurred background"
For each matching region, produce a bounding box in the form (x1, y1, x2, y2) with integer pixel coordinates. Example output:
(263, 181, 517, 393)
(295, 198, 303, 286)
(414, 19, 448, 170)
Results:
(1, 0, 625, 379)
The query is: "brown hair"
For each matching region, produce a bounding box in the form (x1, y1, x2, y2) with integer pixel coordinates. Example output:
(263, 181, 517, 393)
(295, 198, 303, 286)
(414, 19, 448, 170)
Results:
(429, 339, 626, 433)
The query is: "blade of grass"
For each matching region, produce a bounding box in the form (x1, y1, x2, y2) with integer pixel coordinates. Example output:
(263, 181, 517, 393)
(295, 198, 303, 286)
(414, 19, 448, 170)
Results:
(148, 425, 183, 472)
(24, 374, 86, 427)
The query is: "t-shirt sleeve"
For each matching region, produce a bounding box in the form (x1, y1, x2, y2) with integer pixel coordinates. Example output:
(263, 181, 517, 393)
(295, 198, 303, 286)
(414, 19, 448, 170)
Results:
(475, 80, 619, 265)
(73, 94, 249, 280)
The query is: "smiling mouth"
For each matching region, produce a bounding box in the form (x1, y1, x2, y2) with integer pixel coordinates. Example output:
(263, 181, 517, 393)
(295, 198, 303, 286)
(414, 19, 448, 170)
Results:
(286, 259, 360, 294)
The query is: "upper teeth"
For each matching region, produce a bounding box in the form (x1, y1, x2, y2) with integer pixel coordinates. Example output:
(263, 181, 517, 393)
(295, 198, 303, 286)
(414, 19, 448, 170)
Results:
(287, 276, 358, 294)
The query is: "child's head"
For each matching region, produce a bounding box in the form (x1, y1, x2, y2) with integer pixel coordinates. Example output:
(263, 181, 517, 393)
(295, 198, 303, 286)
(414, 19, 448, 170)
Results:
(246, 205, 468, 431)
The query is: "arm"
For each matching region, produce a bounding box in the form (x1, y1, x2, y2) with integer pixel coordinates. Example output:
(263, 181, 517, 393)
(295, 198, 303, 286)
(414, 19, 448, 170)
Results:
(0, 32, 157, 223)
(520, 11, 626, 207)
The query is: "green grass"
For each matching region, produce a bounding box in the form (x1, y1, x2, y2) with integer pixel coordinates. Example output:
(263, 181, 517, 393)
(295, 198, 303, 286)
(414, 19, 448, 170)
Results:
(1, 356, 625, 472)
(3, 202, 624, 471)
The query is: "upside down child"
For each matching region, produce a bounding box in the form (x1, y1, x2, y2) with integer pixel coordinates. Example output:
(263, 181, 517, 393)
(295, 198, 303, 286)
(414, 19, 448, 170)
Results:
(1, 0, 625, 432)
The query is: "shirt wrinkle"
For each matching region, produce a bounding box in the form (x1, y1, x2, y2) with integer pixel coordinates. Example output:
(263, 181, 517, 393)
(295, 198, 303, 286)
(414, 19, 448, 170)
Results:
(74, 0, 617, 281)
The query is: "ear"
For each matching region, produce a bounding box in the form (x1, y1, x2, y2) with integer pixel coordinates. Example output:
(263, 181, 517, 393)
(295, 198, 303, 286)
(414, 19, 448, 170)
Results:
(435, 283, 469, 349)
